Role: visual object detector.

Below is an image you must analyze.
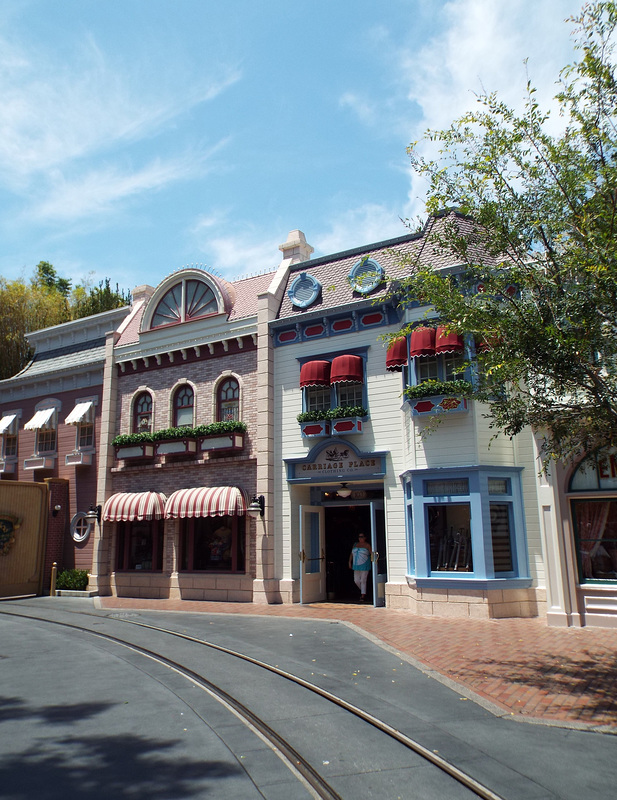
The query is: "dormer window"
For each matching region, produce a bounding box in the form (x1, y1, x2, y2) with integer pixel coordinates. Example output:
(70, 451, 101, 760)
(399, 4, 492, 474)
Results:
(151, 279, 218, 328)
(288, 272, 321, 308)
(348, 258, 384, 294)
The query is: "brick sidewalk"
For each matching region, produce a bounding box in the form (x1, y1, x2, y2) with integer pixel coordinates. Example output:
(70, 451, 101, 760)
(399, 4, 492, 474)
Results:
(98, 597, 617, 731)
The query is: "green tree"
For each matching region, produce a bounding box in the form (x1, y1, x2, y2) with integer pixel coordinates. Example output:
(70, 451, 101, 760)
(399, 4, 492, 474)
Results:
(34, 260, 71, 298)
(0, 277, 71, 379)
(397, 1, 617, 466)
(0, 264, 130, 380)
(72, 278, 130, 319)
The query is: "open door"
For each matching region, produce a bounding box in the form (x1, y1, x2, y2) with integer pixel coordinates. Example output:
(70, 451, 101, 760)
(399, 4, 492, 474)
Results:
(299, 505, 325, 603)
(370, 501, 387, 607)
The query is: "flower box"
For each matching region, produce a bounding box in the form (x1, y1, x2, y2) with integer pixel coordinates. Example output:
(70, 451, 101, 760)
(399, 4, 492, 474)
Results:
(199, 432, 245, 453)
(331, 416, 365, 436)
(0, 458, 16, 473)
(300, 420, 330, 438)
(23, 455, 56, 470)
(155, 438, 198, 456)
(114, 444, 155, 460)
(65, 451, 94, 466)
(410, 395, 469, 416)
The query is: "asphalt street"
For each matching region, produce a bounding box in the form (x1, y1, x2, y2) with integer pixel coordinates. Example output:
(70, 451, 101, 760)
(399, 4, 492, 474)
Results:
(0, 598, 614, 800)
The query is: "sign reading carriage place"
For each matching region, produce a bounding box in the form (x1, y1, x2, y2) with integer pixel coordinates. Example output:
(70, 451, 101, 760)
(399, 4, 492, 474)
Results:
(286, 441, 388, 483)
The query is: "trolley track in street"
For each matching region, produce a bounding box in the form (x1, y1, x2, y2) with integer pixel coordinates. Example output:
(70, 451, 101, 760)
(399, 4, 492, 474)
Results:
(0, 604, 505, 800)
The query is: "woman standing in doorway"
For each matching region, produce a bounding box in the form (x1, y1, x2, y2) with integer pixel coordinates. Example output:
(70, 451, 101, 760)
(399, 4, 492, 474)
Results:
(349, 533, 372, 602)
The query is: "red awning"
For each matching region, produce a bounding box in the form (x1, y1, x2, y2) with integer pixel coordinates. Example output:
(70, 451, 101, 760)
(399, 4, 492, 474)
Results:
(103, 491, 167, 522)
(300, 360, 331, 388)
(435, 326, 464, 354)
(164, 486, 250, 519)
(330, 354, 364, 384)
(386, 337, 408, 371)
(409, 327, 436, 358)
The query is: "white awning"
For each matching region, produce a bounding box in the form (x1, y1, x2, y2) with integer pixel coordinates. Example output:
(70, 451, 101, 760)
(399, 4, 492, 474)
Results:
(65, 401, 93, 425)
(24, 408, 55, 431)
(0, 414, 17, 434)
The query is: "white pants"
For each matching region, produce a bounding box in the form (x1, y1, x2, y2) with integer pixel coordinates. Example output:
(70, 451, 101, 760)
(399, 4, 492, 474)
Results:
(353, 570, 369, 594)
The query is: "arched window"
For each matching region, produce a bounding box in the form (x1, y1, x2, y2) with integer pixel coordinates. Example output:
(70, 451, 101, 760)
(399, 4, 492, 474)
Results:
(217, 378, 239, 422)
(173, 384, 194, 428)
(133, 392, 153, 433)
(151, 279, 218, 328)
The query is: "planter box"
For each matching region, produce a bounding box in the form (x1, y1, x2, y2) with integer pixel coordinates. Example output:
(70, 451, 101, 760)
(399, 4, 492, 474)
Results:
(0, 458, 16, 473)
(24, 455, 56, 470)
(155, 438, 198, 456)
(299, 420, 330, 438)
(114, 444, 155, 460)
(331, 416, 365, 436)
(65, 451, 93, 466)
(199, 432, 244, 453)
(410, 395, 469, 416)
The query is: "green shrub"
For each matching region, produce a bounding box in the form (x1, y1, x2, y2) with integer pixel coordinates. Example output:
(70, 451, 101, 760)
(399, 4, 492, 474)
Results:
(112, 420, 247, 447)
(296, 406, 368, 423)
(56, 569, 89, 591)
(405, 379, 473, 400)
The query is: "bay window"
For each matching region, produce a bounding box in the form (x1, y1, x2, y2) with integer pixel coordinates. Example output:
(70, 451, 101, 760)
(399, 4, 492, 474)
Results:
(405, 467, 528, 586)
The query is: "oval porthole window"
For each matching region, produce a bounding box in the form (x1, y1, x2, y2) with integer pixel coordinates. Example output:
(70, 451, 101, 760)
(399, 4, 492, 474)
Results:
(70, 512, 93, 543)
(288, 272, 321, 308)
(348, 258, 384, 294)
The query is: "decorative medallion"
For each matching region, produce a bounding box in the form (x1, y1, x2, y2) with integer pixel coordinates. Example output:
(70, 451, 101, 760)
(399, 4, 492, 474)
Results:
(0, 514, 21, 556)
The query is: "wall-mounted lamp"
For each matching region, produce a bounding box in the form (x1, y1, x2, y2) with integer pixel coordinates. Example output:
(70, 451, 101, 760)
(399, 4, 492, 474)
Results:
(86, 504, 102, 525)
(247, 494, 265, 519)
(52, 504, 62, 517)
(337, 483, 352, 499)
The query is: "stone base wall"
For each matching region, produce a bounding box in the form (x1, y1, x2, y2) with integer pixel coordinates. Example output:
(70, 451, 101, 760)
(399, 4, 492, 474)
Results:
(385, 582, 547, 620)
(111, 572, 254, 601)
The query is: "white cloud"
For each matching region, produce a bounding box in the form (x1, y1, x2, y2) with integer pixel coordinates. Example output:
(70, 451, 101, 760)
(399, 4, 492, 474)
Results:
(28, 139, 230, 223)
(0, 30, 240, 230)
(315, 203, 409, 256)
(192, 225, 283, 278)
(397, 0, 582, 216)
(339, 92, 376, 125)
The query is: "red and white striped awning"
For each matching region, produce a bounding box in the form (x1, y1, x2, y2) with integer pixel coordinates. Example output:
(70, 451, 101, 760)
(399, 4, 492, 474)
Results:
(103, 491, 167, 522)
(164, 486, 250, 519)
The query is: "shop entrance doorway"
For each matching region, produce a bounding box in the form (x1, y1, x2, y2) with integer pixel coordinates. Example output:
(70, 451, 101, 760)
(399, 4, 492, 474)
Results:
(324, 502, 387, 606)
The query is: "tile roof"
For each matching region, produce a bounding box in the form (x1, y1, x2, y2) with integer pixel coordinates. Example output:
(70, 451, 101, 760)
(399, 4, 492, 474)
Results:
(276, 211, 491, 320)
(1, 341, 107, 383)
(228, 272, 276, 320)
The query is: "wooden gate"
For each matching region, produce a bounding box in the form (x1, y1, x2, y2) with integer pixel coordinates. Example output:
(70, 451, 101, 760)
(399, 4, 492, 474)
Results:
(0, 482, 48, 598)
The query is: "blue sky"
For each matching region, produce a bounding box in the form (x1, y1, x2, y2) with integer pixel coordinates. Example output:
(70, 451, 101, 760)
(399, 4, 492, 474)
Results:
(0, 0, 583, 292)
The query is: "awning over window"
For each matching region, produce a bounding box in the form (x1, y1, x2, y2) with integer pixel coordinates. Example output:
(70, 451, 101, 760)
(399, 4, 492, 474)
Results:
(386, 337, 408, 371)
(165, 486, 250, 519)
(0, 414, 17, 434)
(300, 360, 331, 388)
(24, 408, 55, 431)
(65, 401, 94, 425)
(435, 326, 464, 354)
(330, 354, 364, 384)
(103, 491, 167, 522)
(409, 327, 436, 358)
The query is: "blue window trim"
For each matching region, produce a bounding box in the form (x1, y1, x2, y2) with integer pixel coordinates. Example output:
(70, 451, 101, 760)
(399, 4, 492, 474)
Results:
(288, 272, 322, 308)
(298, 348, 369, 413)
(348, 258, 384, 294)
(402, 465, 530, 587)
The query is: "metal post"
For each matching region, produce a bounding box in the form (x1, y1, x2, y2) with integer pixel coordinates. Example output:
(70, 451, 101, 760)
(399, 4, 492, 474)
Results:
(50, 562, 57, 597)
